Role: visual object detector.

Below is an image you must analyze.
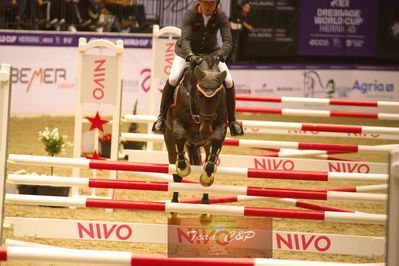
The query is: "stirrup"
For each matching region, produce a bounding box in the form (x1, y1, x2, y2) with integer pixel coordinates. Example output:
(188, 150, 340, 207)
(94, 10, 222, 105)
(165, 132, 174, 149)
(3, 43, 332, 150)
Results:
(229, 121, 244, 136)
(152, 117, 166, 134)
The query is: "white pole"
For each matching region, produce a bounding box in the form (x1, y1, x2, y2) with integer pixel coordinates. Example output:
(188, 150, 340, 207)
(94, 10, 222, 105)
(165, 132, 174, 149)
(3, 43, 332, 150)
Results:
(386, 148, 399, 266)
(72, 37, 87, 197)
(0, 63, 11, 242)
(4, 246, 132, 265)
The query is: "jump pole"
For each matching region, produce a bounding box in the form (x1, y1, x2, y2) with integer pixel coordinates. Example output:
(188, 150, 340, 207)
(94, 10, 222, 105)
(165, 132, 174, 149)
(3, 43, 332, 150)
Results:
(122, 150, 388, 174)
(121, 132, 398, 153)
(5, 194, 386, 224)
(6, 174, 362, 213)
(0, 246, 385, 266)
(235, 95, 399, 108)
(236, 106, 399, 121)
(124, 114, 399, 135)
(8, 154, 388, 183)
(6, 175, 387, 203)
(0, 64, 11, 242)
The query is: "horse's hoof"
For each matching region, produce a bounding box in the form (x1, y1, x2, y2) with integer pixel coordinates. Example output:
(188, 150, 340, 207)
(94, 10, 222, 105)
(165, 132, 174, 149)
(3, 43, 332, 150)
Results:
(176, 159, 191, 177)
(204, 161, 217, 175)
(200, 172, 214, 187)
(199, 214, 212, 225)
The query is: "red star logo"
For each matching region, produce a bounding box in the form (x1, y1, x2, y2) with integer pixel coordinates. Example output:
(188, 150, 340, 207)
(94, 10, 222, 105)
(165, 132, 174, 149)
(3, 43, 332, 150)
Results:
(85, 111, 109, 132)
(85, 150, 107, 160)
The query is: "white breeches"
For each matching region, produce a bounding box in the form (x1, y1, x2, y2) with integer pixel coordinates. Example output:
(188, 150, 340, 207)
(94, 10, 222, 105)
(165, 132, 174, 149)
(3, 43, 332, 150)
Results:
(168, 55, 234, 88)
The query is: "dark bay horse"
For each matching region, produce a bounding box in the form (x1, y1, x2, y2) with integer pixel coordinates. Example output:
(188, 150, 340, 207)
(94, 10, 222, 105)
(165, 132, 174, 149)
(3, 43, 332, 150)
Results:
(164, 55, 227, 204)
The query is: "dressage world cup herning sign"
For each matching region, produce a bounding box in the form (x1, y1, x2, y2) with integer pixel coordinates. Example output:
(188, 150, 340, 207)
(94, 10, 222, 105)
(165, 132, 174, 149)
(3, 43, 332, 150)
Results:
(299, 0, 380, 56)
(80, 54, 118, 104)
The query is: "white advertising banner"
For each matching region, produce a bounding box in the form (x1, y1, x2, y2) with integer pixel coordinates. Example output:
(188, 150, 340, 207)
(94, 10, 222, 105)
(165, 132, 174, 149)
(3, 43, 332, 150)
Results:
(231, 66, 399, 112)
(0, 45, 152, 115)
(7, 217, 385, 256)
(0, 31, 398, 115)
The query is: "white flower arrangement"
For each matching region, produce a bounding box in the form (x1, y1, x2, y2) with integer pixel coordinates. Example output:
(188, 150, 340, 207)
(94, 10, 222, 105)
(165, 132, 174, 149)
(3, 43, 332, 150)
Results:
(38, 128, 72, 176)
(38, 127, 71, 157)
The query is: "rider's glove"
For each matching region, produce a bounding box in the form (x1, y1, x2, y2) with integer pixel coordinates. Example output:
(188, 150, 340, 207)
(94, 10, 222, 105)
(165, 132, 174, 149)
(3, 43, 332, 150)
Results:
(186, 54, 203, 66)
(216, 53, 225, 63)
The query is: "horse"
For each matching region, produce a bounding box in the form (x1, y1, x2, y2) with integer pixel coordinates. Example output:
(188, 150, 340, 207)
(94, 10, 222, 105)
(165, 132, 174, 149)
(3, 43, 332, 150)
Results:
(164, 54, 228, 206)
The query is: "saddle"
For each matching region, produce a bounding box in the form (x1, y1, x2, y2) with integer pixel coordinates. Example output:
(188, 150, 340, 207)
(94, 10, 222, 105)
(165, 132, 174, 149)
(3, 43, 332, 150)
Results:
(169, 67, 191, 108)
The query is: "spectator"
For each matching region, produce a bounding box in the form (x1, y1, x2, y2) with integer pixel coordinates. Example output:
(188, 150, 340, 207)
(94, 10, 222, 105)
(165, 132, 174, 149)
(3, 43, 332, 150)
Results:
(1, 0, 28, 28)
(230, 1, 254, 62)
(48, 0, 67, 31)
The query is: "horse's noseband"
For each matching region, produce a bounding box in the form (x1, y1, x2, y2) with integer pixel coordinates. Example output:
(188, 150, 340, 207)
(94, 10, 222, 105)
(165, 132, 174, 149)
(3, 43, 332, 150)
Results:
(196, 84, 223, 98)
(196, 83, 223, 122)
(199, 111, 217, 122)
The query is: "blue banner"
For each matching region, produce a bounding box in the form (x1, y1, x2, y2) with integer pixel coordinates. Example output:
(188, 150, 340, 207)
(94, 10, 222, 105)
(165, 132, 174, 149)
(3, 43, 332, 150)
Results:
(299, 0, 380, 56)
(0, 31, 151, 48)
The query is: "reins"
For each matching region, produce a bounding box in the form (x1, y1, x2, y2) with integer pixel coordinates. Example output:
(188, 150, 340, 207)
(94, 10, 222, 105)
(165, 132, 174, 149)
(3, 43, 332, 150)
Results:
(178, 61, 223, 124)
(178, 74, 201, 124)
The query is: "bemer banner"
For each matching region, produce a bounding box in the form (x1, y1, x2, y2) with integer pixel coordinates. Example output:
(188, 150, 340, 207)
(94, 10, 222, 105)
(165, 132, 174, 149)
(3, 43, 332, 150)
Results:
(299, 0, 380, 56)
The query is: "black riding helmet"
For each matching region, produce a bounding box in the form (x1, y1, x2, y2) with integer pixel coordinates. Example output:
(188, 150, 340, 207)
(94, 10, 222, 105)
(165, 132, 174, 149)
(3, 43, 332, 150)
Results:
(199, 0, 220, 10)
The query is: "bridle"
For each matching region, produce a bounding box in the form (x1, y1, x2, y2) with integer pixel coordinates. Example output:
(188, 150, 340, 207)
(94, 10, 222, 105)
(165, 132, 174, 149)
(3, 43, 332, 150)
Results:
(196, 83, 223, 122)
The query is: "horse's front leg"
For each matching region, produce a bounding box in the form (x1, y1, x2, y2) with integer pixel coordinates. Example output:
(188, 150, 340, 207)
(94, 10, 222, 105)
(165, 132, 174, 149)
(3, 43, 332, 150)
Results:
(200, 123, 227, 187)
(172, 120, 191, 177)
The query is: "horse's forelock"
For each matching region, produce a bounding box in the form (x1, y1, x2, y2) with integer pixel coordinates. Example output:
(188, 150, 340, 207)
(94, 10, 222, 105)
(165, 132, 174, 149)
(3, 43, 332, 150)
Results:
(199, 55, 219, 71)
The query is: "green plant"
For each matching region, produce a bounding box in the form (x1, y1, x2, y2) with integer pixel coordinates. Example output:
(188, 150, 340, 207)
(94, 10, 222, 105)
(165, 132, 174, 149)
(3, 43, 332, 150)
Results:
(38, 127, 70, 175)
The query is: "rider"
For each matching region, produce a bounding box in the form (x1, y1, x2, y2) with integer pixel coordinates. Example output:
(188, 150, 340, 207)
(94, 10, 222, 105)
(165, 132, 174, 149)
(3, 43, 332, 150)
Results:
(152, 0, 244, 136)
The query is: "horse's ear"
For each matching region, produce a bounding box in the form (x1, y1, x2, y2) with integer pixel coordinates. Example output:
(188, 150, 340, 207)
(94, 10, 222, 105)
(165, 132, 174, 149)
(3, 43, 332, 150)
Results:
(216, 71, 227, 82)
(194, 66, 207, 80)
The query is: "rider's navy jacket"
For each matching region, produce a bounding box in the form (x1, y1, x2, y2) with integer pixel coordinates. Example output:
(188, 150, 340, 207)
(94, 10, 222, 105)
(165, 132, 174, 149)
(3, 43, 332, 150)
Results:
(175, 3, 233, 60)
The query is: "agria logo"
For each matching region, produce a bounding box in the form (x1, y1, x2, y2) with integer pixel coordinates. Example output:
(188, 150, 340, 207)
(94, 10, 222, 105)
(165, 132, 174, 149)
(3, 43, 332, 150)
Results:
(11, 67, 67, 92)
(352, 80, 394, 94)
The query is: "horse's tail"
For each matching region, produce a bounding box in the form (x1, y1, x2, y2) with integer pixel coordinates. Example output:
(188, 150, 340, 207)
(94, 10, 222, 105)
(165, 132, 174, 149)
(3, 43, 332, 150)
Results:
(187, 144, 201, 166)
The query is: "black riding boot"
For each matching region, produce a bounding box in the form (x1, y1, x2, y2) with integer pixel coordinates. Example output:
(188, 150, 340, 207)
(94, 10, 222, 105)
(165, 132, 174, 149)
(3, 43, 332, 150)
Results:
(152, 81, 176, 134)
(226, 85, 244, 136)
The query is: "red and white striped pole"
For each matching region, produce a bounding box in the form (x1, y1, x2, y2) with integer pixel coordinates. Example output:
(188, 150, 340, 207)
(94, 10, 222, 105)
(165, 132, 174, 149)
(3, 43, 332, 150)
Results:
(236, 106, 399, 121)
(5, 194, 386, 224)
(6, 175, 386, 203)
(119, 133, 398, 153)
(172, 196, 357, 213)
(235, 95, 399, 108)
(1, 246, 379, 266)
(8, 155, 388, 183)
(223, 139, 398, 153)
(123, 114, 399, 135)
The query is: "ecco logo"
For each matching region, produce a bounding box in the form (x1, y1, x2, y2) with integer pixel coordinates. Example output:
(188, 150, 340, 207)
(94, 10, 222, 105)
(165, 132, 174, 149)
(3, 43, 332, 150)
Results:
(309, 39, 329, 47)
(330, 0, 350, 7)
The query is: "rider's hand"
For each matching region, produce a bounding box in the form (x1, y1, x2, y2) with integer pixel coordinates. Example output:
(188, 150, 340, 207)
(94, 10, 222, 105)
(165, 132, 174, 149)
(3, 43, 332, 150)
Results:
(187, 54, 203, 66)
(216, 53, 225, 63)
